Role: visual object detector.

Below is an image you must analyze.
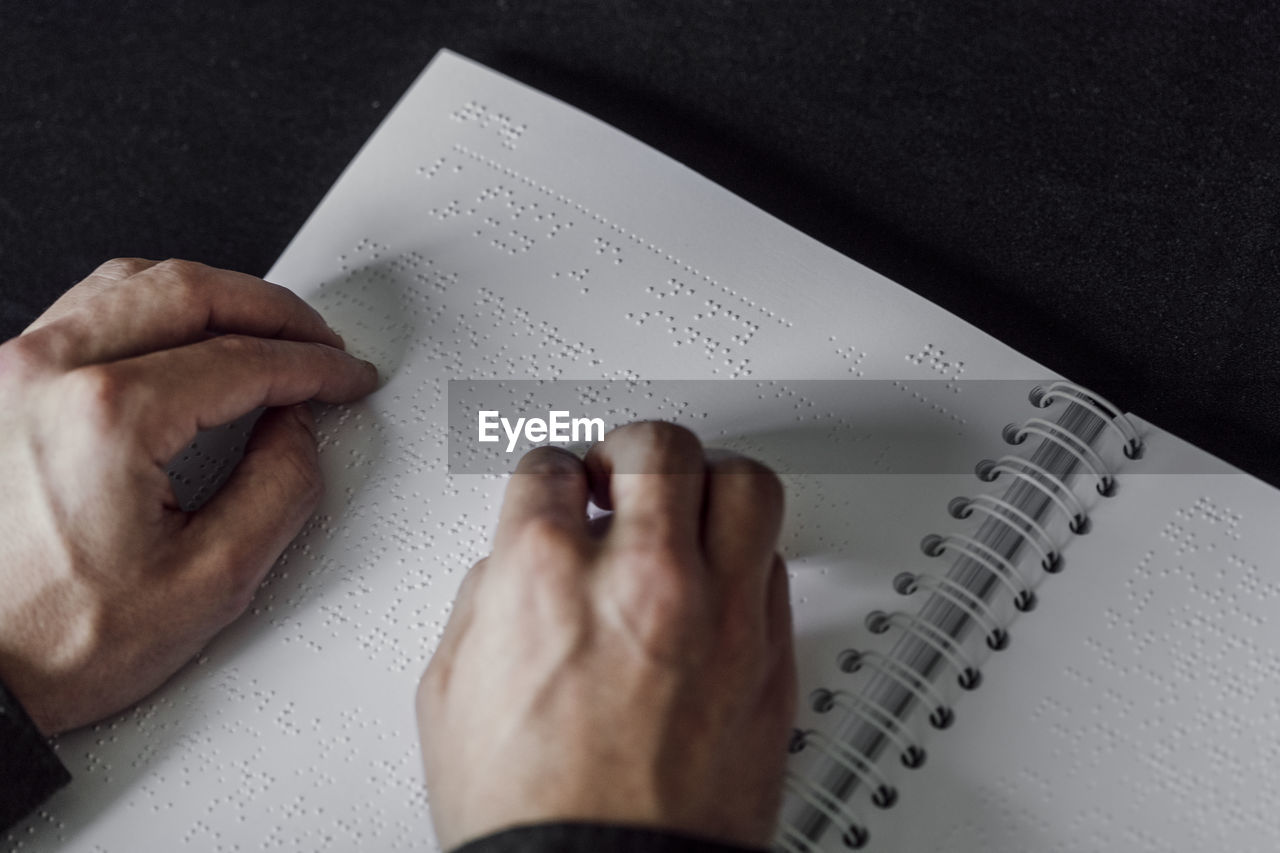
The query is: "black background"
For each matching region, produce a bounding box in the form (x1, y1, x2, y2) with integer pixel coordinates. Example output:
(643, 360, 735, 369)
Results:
(3, 1, 1277, 483)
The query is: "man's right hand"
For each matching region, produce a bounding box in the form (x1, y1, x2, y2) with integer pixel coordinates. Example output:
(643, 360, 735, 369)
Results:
(418, 423, 797, 849)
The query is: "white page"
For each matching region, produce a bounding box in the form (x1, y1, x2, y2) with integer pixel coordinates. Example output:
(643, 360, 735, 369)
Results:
(9, 50, 1279, 852)
(822, 423, 1280, 851)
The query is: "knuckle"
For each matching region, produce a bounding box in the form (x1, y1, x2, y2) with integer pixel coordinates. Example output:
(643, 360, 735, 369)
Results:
(416, 652, 456, 714)
(517, 446, 582, 477)
(712, 455, 784, 506)
(243, 416, 325, 507)
(159, 271, 206, 313)
(65, 364, 135, 428)
(223, 576, 259, 620)
(648, 574, 697, 628)
(616, 571, 701, 663)
(277, 445, 325, 506)
(148, 260, 215, 311)
(710, 453, 772, 478)
(617, 544, 698, 620)
(197, 556, 262, 624)
(417, 660, 440, 701)
(618, 511, 687, 554)
(509, 516, 584, 569)
(624, 419, 699, 448)
(93, 257, 153, 281)
(150, 257, 207, 284)
(0, 334, 49, 378)
(211, 333, 273, 363)
(608, 420, 702, 468)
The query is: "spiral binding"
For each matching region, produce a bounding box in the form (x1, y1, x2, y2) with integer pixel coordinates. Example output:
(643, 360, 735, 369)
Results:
(1029, 381, 1143, 459)
(865, 610, 982, 690)
(893, 572, 1008, 651)
(835, 649, 956, 730)
(947, 493, 1059, 572)
(783, 773, 868, 851)
(975, 455, 1090, 533)
(1004, 417, 1116, 496)
(920, 532, 1037, 612)
(811, 688, 927, 769)
(775, 383, 1143, 851)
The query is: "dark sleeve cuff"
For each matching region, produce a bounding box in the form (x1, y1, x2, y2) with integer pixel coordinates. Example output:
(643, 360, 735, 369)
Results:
(453, 822, 767, 853)
(0, 678, 70, 831)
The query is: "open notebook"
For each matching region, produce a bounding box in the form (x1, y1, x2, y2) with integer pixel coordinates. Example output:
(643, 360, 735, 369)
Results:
(10, 50, 1279, 852)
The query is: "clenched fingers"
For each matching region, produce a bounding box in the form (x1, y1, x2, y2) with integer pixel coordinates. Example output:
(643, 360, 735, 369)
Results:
(702, 451, 785, 628)
(584, 422, 706, 559)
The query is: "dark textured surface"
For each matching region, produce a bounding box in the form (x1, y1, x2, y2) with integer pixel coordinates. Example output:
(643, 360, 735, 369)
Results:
(0, 678, 70, 831)
(453, 823, 760, 853)
(2, 1, 1277, 482)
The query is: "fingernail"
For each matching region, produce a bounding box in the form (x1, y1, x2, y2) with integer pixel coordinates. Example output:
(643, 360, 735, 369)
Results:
(328, 326, 346, 349)
(358, 358, 382, 388)
(292, 403, 317, 438)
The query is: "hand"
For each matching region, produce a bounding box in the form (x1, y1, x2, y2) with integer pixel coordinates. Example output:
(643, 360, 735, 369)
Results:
(417, 423, 796, 848)
(0, 258, 379, 735)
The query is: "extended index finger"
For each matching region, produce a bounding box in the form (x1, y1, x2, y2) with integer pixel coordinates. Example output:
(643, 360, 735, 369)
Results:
(91, 333, 379, 464)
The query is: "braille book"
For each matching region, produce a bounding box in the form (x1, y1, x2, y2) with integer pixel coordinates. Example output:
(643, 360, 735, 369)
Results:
(11, 51, 1279, 852)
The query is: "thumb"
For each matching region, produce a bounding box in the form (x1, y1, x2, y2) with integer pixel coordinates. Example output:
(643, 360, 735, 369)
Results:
(182, 403, 325, 621)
